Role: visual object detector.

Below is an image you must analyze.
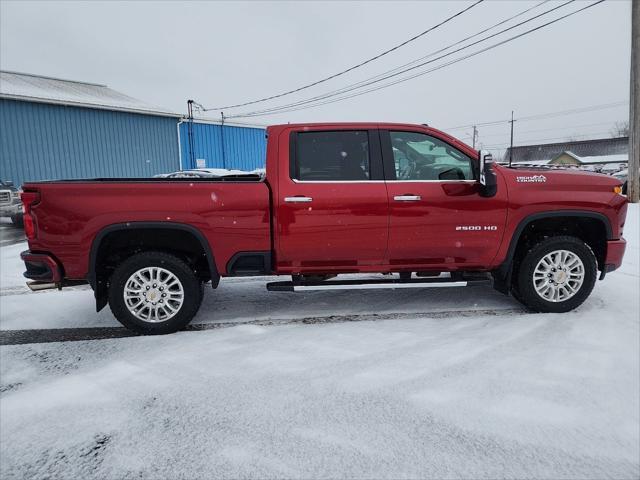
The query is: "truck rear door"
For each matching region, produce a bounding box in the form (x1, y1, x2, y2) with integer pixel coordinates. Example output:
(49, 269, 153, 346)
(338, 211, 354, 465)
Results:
(275, 128, 388, 272)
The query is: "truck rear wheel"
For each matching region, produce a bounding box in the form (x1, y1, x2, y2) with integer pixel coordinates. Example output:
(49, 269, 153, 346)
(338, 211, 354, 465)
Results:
(513, 236, 597, 313)
(108, 251, 204, 334)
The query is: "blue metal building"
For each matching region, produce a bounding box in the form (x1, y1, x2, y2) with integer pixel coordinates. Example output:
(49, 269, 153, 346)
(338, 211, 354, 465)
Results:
(178, 121, 266, 171)
(0, 71, 181, 186)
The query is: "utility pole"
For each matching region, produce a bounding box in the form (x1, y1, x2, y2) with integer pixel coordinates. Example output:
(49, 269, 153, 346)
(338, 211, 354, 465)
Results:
(187, 100, 195, 169)
(472, 125, 478, 149)
(220, 112, 227, 169)
(509, 111, 515, 167)
(629, 0, 639, 203)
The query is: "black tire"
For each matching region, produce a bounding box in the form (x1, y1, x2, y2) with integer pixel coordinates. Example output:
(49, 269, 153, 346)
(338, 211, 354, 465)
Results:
(10, 214, 23, 227)
(513, 236, 597, 313)
(108, 251, 204, 334)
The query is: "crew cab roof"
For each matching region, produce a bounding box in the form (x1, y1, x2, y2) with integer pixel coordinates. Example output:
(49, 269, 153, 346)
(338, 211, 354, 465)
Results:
(271, 122, 430, 129)
(267, 122, 478, 158)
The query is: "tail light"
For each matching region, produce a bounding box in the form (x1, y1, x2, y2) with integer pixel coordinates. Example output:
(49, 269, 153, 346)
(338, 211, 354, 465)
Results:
(20, 191, 40, 240)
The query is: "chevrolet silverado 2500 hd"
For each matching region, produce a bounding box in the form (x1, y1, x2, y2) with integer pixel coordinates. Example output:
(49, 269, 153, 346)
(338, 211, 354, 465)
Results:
(20, 123, 628, 334)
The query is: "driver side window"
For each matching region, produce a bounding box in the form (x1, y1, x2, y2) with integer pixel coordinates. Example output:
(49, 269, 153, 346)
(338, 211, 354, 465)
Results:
(389, 131, 473, 181)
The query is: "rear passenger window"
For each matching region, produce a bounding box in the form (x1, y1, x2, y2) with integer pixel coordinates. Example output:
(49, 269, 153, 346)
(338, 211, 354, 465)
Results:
(292, 131, 370, 181)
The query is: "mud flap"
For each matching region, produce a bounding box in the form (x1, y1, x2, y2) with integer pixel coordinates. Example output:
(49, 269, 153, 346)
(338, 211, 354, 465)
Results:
(491, 270, 510, 295)
(95, 280, 108, 312)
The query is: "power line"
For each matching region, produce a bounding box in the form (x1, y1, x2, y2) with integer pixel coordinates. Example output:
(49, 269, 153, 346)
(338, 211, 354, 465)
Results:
(474, 120, 626, 138)
(277, 0, 551, 106)
(444, 101, 628, 131)
(228, 0, 576, 118)
(520, 102, 627, 122)
(202, 0, 484, 111)
(481, 130, 616, 148)
(228, 0, 601, 119)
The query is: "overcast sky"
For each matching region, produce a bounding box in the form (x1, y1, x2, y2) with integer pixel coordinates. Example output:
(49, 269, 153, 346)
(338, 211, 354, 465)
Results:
(0, 0, 631, 153)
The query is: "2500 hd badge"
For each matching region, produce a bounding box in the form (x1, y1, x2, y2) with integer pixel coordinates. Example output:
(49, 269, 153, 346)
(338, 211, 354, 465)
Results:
(456, 225, 498, 231)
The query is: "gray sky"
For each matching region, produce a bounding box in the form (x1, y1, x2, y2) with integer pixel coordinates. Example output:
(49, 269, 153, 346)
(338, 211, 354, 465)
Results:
(0, 0, 631, 154)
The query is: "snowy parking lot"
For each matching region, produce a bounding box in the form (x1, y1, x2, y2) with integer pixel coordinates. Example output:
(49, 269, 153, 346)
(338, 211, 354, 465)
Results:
(0, 218, 25, 248)
(1, 205, 638, 479)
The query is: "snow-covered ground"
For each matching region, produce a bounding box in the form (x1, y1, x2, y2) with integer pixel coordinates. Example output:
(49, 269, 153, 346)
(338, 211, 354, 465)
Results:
(0, 205, 638, 479)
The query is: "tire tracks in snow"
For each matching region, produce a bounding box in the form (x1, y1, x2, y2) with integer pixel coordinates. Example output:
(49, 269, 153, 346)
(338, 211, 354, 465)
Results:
(0, 307, 529, 345)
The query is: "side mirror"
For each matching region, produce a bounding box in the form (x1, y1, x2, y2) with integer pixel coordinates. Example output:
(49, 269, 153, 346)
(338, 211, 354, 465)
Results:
(478, 150, 497, 197)
(479, 151, 493, 185)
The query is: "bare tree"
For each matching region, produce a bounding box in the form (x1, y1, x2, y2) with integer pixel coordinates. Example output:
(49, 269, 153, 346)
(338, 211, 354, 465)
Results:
(610, 120, 630, 137)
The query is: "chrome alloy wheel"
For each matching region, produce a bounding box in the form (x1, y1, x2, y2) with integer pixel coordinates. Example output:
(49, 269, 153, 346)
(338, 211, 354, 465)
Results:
(533, 249, 585, 303)
(123, 267, 184, 322)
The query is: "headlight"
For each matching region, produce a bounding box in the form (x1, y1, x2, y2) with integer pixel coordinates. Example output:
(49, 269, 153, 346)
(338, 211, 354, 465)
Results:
(11, 189, 22, 200)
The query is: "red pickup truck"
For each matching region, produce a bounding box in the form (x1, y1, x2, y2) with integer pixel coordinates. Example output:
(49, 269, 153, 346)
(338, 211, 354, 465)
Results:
(20, 123, 628, 334)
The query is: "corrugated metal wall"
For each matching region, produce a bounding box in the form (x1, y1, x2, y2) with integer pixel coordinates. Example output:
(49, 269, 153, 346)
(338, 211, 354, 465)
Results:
(0, 99, 180, 186)
(179, 121, 266, 171)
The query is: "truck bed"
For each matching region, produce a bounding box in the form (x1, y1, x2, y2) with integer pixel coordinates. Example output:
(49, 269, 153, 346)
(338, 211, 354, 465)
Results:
(23, 179, 271, 279)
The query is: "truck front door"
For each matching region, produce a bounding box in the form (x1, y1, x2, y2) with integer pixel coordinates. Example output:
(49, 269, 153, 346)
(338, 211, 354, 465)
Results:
(381, 129, 507, 270)
(275, 128, 389, 272)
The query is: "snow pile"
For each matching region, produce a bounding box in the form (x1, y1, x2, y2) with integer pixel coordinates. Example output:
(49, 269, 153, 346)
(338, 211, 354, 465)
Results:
(0, 205, 638, 478)
(154, 168, 265, 179)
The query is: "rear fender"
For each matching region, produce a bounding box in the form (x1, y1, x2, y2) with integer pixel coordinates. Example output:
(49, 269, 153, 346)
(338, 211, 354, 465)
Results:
(89, 222, 219, 312)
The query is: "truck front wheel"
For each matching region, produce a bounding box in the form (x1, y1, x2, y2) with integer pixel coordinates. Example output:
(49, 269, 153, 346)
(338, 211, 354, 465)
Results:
(108, 251, 204, 334)
(514, 236, 597, 313)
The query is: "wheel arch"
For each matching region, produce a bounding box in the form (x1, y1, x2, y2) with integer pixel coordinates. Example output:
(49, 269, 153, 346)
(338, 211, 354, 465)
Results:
(88, 222, 219, 311)
(493, 210, 612, 293)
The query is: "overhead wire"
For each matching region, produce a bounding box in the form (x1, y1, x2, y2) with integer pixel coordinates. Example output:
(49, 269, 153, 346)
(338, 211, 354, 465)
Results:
(338, 0, 551, 88)
(472, 120, 625, 138)
(202, 0, 485, 111)
(226, 0, 601, 119)
(480, 130, 618, 148)
(228, 0, 566, 118)
(444, 101, 628, 131)
(244, 0, 551, 114)
(227, 0, 576, 117)
(222, 0, 564, 116)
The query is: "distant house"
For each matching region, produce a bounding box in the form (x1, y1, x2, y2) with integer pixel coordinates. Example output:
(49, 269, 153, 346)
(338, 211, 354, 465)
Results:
(548, 151, 628, 172)
(549, 151, 583, 165)
(504, 137, 628, 164)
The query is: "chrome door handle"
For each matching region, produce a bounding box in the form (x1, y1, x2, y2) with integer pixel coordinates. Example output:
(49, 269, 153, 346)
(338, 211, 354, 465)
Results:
(284, 196, 313, 203)
(394, 195, 421, 201)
